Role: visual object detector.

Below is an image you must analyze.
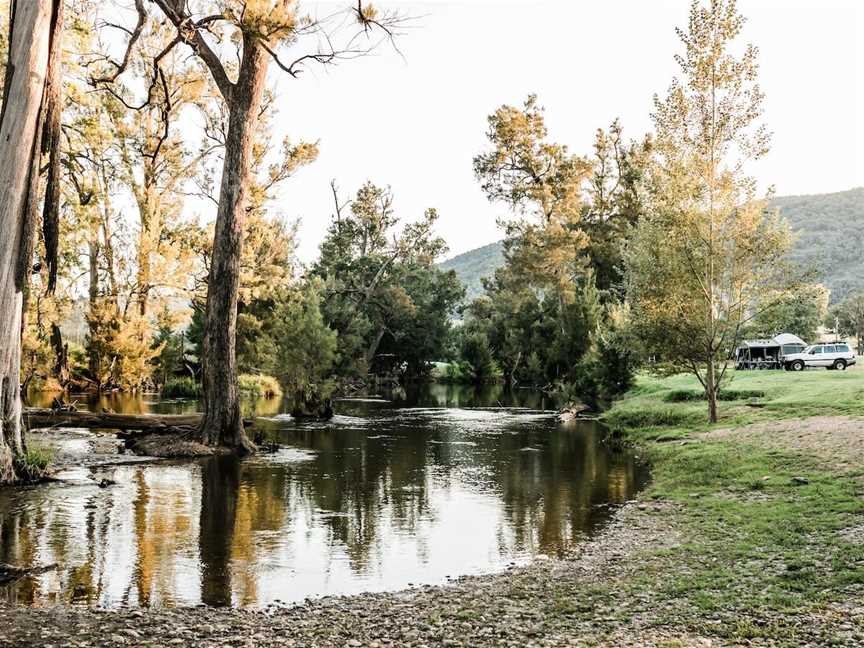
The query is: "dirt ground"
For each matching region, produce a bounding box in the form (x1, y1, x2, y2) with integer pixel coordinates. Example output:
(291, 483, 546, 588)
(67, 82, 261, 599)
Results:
(706, 415, 864, 475)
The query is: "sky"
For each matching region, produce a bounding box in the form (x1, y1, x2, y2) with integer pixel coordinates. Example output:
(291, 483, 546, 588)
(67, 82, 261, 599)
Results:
(256, 0, 864, 262)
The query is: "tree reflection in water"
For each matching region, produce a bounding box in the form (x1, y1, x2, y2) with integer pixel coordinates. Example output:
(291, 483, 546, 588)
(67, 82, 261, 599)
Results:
(1, 385, 647, 607)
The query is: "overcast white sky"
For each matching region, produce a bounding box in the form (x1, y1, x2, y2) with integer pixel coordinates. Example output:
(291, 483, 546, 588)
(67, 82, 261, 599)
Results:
(255, 0, 863, 262)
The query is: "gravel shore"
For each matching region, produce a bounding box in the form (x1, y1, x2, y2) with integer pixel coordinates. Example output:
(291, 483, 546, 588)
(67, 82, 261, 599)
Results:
(4, 498, 860, 648)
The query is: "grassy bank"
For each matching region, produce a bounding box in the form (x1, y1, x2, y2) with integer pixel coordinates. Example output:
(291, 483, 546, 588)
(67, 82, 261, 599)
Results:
(594, 368, 864, 644)
(605, 366, 864, 432)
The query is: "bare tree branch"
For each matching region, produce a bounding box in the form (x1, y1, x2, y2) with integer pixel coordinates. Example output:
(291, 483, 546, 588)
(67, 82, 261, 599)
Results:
(91, 0, 147, 84)
(150, 0, 235, 102)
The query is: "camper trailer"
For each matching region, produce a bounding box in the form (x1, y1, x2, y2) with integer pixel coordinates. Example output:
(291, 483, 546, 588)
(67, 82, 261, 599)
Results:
(735, 333, 807, 370)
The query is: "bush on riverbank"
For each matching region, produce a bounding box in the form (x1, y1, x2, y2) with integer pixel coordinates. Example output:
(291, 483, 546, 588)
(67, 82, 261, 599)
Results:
(431, 361, 479, 384)
(238, 374, 283, 399)
(161, 377, 200, 398)
(663, 388, 765, 403)
(13, 445, 53, 482)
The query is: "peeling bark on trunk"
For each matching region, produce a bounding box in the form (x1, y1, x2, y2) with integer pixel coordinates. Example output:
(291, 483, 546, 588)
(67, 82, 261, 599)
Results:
(0, 0, 61, 484)
(197, 38, 269, 453)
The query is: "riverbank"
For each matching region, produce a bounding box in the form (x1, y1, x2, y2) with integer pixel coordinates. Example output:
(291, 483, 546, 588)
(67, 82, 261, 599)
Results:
(3, 370, 863, 647)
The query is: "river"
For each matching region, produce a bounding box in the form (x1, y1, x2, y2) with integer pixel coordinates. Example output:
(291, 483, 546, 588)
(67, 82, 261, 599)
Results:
(1, 384, 647, 608)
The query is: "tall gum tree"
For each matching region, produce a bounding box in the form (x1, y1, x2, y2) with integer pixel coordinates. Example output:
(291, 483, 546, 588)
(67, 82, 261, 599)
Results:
(0, 0, 63, 483)
(99, 1, 403, 451)
(473, 95, 593, 303)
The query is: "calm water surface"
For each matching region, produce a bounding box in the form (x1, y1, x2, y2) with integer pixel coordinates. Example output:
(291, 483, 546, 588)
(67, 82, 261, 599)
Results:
(2, 384, 647, 608)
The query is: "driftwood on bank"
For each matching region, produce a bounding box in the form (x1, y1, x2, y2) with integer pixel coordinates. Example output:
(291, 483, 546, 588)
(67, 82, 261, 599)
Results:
(557, 402, 592, 422)
(23, 408, 254, 435)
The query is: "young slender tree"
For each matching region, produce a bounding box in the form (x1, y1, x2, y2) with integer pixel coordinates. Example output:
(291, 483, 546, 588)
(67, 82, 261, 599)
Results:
(625, 0, 793, 423)
(0, 0, 63, 483)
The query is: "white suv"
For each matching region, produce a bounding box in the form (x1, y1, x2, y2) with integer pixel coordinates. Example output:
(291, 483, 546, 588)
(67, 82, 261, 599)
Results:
(782, 343, 856, 371)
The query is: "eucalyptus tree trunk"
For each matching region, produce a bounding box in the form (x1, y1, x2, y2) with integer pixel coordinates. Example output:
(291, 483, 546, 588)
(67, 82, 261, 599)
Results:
(197, 38, 268, 453)
(0, 0, 62, 483)
(135, 182, 159, 318)
(364, 325, 388, 368)
(135, 138, 162, 318)
(87, 237, 101, 382)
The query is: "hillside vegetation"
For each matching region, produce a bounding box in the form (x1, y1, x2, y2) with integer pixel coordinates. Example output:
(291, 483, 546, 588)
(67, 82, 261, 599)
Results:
(438, 241, 504, 301)
(443, 188, 864, 304)
(775, 188, 864, 302)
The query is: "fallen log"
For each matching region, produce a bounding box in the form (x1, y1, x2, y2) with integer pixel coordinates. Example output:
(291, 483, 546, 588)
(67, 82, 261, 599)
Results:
(23, 408, 254, 434)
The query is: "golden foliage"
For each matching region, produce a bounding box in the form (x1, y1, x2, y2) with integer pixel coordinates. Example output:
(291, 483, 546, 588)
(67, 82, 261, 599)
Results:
(221, 0, 298, 42)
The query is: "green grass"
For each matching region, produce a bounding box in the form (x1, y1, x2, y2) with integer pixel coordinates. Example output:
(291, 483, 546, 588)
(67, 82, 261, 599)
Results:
(161, 377, 200, 399)
(604, 366, 864, 430)
(14, 444, 53, 482)
(633, 435, 864, 634)
(603, 405, 705, 429)
(591, 367, 864, 644)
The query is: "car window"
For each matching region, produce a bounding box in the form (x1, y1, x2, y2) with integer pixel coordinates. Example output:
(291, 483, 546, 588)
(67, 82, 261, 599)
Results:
(837, 344, 850, 353)
(824, 345, 836, 353)
(809, 346, 822, 354)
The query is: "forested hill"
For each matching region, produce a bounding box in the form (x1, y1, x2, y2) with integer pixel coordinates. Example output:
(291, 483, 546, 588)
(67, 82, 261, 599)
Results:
(774, 188, 864, 302)
(441, 187, 864, 303)
(439, 241, 505, 301)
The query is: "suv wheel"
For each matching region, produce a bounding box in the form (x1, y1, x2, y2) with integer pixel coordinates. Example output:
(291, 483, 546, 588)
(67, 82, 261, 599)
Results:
(791, 360, 805, 371)
(834, 359, 847, 371)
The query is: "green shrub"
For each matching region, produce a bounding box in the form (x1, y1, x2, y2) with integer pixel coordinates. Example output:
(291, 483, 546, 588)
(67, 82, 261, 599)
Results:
(433, 361, 475, 384)
(663, 389, 703, 402)
(720, 389, 765, 401)
(460, 332, 499, 383)
(162, 377, 200, 399)
(238, 374, 283, 399)
(663, 388, 765, 403)
(14, 445, 53, 481)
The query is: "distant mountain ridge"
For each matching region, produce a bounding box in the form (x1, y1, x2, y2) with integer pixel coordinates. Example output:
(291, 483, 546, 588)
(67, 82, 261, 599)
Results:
(440, 187, 864, 304)
(439, 241, 505, 301)
(773, 188, 864, 303)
